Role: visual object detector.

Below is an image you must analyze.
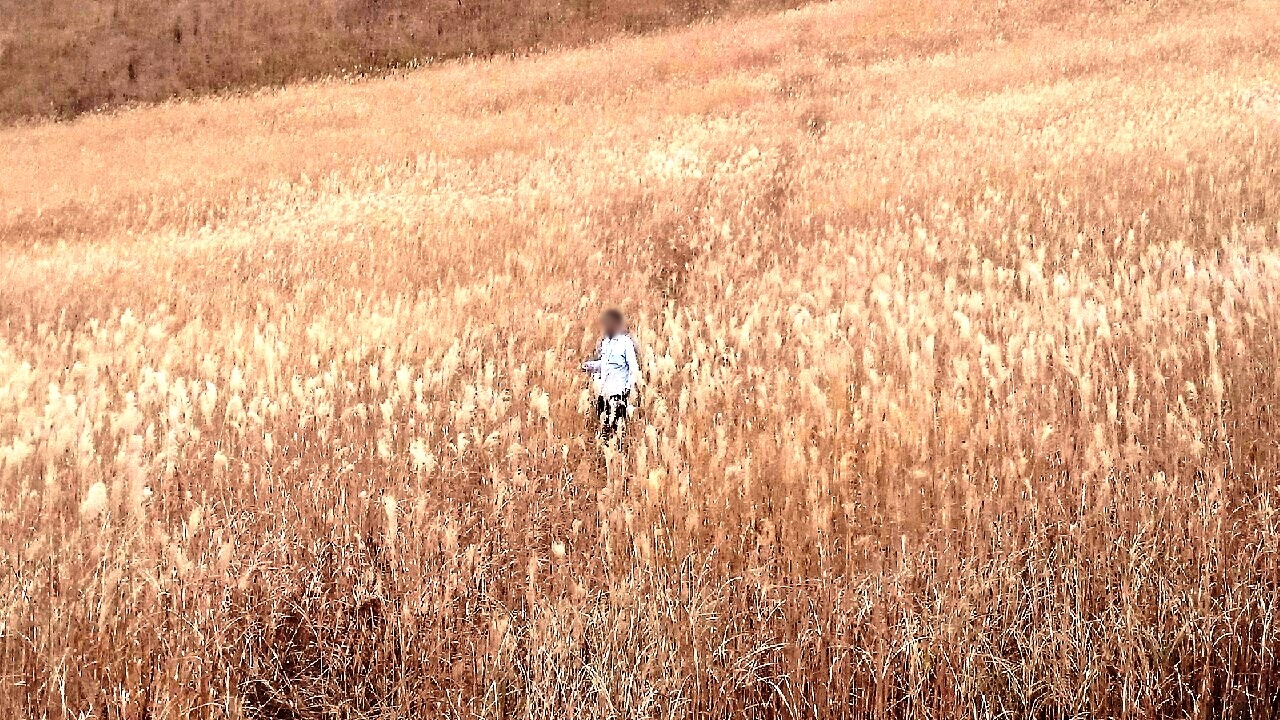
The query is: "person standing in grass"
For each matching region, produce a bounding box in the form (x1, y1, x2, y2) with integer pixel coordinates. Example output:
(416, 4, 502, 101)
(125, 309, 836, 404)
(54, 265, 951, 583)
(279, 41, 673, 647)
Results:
(582, 309, 639, 440)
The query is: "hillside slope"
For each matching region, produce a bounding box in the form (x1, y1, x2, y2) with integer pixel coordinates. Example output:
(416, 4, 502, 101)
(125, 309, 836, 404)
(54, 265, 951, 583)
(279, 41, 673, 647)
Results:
(3, 0, 1280, 717)
(0, 0, 797, 122)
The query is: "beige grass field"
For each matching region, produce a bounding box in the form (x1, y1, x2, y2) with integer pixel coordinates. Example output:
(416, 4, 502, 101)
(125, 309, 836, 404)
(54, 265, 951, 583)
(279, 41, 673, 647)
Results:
(3, 0, 1280, 716)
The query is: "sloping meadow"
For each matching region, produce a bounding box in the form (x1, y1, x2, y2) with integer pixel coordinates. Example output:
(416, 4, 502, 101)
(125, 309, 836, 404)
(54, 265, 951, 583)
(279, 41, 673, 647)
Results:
(1, 0, 1279, 716)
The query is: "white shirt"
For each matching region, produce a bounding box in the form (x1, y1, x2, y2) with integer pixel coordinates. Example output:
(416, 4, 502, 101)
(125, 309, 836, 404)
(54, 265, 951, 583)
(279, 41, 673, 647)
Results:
(585, 334, 638, 398)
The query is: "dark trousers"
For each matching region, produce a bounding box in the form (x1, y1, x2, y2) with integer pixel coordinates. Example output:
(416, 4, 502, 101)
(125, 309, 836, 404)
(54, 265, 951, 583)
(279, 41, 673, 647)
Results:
(596, 393, 629, 439)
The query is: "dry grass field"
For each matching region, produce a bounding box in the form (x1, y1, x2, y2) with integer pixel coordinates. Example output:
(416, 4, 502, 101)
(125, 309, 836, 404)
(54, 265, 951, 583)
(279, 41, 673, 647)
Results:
(3, 0, 1280, 717)
(0, 0, 794, 122)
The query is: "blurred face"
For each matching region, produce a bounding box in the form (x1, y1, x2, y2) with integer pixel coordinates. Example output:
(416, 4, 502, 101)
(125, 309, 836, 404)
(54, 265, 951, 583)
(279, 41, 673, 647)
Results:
(601, 313, 623, 336)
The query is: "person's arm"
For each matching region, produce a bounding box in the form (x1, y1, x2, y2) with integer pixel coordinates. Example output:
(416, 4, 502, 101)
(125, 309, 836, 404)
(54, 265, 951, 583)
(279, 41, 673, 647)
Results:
(624, 337, 639, 392)
(582, 339, 603, 374)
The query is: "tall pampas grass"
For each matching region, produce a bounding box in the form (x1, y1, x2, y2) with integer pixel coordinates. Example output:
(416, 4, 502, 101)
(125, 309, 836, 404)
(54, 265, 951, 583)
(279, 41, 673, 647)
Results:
(1, 0, 1279, 717)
